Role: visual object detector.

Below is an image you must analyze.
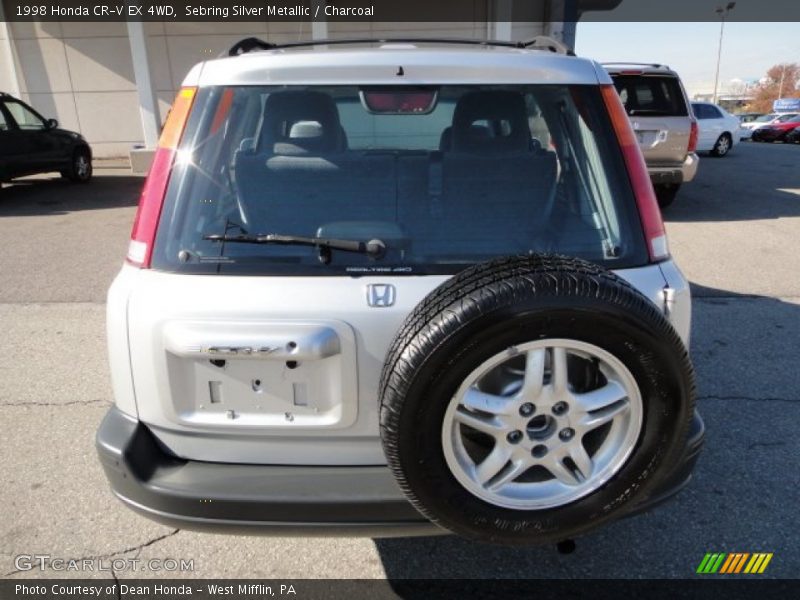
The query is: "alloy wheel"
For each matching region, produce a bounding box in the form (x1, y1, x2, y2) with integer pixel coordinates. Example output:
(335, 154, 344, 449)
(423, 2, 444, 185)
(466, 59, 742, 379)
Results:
(441, 339, 643, 510)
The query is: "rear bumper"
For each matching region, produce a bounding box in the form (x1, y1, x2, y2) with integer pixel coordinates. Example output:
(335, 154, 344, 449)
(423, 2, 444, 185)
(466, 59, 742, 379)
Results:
(648, 152, 699, 186)
(96, 406, 704, 537)
(95, 407, 437, 537)
(622, 407, 705, 517)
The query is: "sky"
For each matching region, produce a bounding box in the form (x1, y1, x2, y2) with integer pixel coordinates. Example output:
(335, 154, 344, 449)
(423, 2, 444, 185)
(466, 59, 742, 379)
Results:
(575, 22, 800, 97)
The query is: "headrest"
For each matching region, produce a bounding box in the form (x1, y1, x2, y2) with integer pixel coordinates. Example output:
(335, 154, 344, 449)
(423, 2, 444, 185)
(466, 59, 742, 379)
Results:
(259, 91, 344, 154)
(450, 91, 530, 154)
(289, 120, 324, 139)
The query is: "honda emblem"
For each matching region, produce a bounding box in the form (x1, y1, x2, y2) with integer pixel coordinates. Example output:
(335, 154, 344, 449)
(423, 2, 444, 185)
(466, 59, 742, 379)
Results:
(366, 284, 396, 307)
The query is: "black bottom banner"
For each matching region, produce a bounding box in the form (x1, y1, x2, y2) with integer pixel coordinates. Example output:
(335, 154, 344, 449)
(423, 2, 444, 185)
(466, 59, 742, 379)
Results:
(2, 579, 799, 600)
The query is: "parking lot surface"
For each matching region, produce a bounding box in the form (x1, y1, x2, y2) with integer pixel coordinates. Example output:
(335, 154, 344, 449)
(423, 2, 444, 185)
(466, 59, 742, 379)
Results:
(1, 143, 799, 579)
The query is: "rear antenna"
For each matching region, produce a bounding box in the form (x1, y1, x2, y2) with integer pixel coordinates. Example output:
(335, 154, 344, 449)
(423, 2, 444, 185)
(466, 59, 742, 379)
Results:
(396, 65, 405, 77)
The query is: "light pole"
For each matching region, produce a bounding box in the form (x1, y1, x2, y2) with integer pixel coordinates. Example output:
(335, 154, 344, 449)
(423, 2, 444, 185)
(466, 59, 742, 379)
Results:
(778, 64, 786, 99)
(712, 2, 736, 105)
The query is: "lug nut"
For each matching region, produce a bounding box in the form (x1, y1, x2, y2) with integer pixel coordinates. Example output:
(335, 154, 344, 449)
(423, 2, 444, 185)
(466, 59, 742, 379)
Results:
(559, 428, 575, 441)
(506, 430, 523, 444)
(531, 444, 548, 458)
(552, 401, 569, 416)
(519, 403, 535, 417)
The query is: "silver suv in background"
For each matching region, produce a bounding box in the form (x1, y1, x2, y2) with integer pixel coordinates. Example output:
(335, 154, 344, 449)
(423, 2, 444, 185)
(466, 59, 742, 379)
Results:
(604, 64, 698, 208)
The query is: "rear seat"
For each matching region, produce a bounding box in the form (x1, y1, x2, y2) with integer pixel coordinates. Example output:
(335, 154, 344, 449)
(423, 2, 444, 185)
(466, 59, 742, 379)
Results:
(234, 91, 396, 237)
(234, 89, 557, 259)
(398, 91, 557, 257)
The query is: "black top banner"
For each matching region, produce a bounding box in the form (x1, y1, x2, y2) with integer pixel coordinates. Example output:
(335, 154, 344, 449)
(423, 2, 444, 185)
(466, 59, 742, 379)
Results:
(2, 0, 800, 22)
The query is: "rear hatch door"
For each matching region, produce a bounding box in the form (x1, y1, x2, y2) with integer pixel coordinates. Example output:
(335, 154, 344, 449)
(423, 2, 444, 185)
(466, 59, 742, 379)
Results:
(610, 73, 691, 166)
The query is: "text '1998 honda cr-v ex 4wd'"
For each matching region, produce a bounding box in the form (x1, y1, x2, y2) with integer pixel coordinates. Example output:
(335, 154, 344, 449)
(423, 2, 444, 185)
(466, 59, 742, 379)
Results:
(97, 37, 704, 545)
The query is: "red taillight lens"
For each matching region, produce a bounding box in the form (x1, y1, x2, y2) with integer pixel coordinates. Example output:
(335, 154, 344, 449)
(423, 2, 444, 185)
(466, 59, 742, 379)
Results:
(601, 85, 669, 262)
(688, 119, 699, 153)
(127, 87, 196, 268)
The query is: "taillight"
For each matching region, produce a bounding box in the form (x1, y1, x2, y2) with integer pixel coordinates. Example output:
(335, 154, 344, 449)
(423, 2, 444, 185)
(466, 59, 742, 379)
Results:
(688, 119, 699, 153)
(127, 87, 196, 267)
(601, 84, 669, 262)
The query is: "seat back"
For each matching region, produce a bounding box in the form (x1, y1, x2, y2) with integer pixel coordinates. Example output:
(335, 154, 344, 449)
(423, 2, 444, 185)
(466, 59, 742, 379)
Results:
(234, 91, 395, 236)
(398, 91, 558, 257)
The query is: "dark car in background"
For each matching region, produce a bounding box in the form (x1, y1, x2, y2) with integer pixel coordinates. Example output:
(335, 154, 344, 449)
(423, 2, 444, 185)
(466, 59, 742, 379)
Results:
(751, 114, 800, 143)
(0, 92, 92, 183)
(785, 125, 800, 144)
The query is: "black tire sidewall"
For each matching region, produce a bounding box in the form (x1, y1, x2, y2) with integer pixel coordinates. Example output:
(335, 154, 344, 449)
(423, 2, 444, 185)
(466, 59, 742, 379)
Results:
(70, 147, 92, 182)
(712, 134, 731, 156)
(390, 296, 692, 544)
(655, 184, 679, 208)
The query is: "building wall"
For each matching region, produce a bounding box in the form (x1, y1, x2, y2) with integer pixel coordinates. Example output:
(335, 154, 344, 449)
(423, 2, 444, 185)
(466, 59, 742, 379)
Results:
(0, 18, 542, 158)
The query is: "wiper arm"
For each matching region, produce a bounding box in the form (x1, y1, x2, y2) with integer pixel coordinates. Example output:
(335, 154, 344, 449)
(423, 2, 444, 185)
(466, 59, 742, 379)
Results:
(627, 109, 669, 116)
(203, 233, 387, 264)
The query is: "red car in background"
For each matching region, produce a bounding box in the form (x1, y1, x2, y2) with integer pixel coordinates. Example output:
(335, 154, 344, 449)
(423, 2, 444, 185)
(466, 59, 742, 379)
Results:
(752, 114, 800, 142)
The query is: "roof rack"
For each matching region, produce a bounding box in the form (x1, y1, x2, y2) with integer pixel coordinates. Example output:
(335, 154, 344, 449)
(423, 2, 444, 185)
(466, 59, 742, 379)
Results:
(225, 35, 572, 57)
(602, 62, 670, 70)
(228, 37, 277, 55)
(518, 36, 572, 55)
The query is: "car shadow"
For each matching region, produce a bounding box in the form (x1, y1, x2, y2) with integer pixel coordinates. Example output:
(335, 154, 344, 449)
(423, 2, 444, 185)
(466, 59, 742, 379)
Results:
(0, 173, 142, 217)
(664, 143, 800, 223)
(372, 283, 800, 580)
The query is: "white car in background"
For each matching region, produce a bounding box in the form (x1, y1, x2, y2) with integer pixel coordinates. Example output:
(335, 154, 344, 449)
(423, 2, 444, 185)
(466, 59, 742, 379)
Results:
(690, 102, 741, 156)
(740, 112, 800, 140)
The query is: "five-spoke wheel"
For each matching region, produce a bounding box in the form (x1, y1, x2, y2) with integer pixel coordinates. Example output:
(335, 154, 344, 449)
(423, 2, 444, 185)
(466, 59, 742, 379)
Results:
(442, 339, 643, 510)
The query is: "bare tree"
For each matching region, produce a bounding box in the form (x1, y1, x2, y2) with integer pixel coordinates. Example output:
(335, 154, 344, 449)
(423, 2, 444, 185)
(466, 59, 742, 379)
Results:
(746, 63, 800, 113)
(725, 79, 748, 97)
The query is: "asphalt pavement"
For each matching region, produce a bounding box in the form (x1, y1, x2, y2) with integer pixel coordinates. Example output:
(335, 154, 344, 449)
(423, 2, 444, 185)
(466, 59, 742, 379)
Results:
(0, 143, 798, 579)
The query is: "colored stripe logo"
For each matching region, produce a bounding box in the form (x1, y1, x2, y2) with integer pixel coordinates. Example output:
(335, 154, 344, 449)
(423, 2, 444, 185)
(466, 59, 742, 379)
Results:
(696, 552, 773, 574)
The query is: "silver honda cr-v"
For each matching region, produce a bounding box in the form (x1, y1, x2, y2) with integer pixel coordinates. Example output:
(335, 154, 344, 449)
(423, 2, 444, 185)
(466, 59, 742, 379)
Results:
(97, 37, 704, 545)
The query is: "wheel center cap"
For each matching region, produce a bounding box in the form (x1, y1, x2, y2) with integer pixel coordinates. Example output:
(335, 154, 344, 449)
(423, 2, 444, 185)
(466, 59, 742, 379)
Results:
(526, 414, 556, 440)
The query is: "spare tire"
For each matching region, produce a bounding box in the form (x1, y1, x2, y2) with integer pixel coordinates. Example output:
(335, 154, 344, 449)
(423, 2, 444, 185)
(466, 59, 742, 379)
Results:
(379, 255, 695, 545)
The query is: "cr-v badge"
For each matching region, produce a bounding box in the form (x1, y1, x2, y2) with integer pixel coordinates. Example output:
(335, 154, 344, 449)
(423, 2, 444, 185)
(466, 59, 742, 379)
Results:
(367, 284, 396, 307)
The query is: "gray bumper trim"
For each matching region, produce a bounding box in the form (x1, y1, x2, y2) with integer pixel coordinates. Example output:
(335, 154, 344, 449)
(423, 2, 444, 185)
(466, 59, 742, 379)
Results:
(96, 406, 437, 536)
(96, 406, 703, 536)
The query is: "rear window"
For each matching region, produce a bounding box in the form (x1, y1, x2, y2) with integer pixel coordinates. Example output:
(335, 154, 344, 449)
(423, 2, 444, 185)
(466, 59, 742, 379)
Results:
(611, 75, 688, 117)
(692, 103, 723, 120)
(152, 84, 648, 276)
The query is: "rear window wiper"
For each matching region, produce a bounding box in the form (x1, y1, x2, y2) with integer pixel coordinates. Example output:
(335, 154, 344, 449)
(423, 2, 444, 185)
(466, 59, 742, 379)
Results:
(627, 109, 677, 116)
(203, 233, 386, 264)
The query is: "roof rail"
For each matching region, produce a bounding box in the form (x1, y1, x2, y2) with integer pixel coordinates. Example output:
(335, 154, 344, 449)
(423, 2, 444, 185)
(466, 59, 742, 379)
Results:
(602, 62, 670, 70)
(228, 37, 277, 56)
(225, 35, 572, 57)
(517, 36, 572, 55)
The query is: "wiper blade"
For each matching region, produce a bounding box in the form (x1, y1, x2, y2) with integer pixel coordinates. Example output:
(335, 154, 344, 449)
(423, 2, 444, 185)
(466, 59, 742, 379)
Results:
(627, 109, 672, 116)
(203, 233, 386, 264)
